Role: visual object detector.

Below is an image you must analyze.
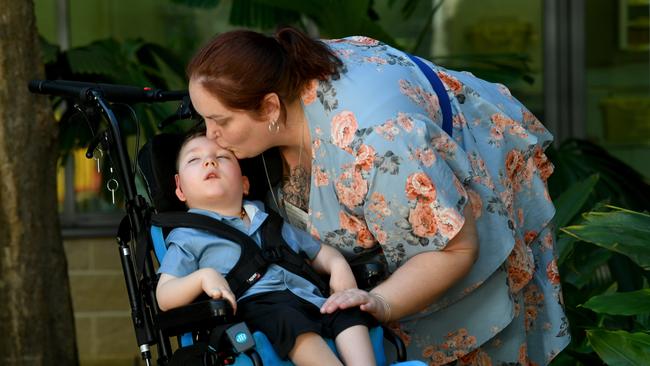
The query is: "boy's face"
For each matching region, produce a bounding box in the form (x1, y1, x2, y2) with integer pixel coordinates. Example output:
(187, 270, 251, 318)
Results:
(175, 136, 249, 211)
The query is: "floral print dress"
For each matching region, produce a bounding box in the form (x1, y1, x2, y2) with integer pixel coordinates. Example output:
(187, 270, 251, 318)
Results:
(293, 36, 570, 365)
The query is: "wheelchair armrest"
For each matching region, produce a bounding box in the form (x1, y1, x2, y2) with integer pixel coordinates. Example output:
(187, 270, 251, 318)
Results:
(158, 299, 234, 335)
(351, 262, 386, 290)
(382, 325, 407, 362)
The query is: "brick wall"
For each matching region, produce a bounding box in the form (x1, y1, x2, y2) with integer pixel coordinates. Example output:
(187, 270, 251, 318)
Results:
(65, 237, 144, 366)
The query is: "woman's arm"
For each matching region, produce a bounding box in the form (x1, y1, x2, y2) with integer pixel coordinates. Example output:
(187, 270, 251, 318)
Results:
(156, 268, 237, 312)
(321, 204, 478, 321)
(310, 244, 358, 293)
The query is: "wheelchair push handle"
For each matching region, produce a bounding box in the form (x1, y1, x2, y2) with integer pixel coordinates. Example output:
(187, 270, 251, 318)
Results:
(28, 79, 187, 103)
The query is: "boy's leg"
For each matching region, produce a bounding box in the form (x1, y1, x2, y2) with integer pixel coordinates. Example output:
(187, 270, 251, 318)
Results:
(289, 332, 343, 366)
(334, 325, 376, 366)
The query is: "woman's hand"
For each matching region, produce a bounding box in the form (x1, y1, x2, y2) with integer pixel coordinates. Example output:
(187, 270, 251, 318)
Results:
(319, 204, 479, 323)
(200, 268, 237, 313)
(320, 288, 391, 323)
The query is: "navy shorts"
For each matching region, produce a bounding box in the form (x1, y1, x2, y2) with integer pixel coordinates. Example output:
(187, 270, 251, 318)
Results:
(238, 290, 376, 359)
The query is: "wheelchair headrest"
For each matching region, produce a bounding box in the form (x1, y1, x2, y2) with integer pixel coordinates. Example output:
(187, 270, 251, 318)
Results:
(138, 133, 283, 213)
(138, 133, 186, 212)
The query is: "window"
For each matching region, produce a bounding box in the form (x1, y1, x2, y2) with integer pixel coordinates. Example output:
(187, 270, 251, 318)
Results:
(35, 0, 235, 236)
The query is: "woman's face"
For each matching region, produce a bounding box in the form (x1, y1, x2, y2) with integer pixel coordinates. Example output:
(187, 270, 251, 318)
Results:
(189, 80, 271, 159)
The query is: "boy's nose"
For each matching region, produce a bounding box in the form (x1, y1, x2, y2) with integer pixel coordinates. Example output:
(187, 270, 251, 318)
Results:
(203, 159, 217, 167)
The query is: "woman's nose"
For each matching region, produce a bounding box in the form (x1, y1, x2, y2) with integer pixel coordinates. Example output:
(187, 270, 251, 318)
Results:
(205, 121, 219, 140)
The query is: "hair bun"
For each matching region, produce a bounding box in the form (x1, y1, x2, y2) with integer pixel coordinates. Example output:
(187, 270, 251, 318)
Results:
(274, 27, 300, 49)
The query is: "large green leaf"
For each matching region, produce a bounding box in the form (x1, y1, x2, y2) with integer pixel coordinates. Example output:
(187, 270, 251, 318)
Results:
(252, 0, 400, 46)
(547, 139, 650, 211)
(65, 39, 127, 80)
(587, 329, 650, 366)
(583, 289, 650, 315)
(561, 207, 650, 270)
(562, 245, 613, 290)
(556, 234, 577, 267)
(553, 174, 599, 228)
(39, 36, 60, 64)
(229, 0, 301, 30)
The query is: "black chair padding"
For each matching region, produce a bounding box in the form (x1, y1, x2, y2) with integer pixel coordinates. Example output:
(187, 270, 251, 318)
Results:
(137, 133, 284, 213)
(138, 133, 186, 212)
(239, 147, 282, 202)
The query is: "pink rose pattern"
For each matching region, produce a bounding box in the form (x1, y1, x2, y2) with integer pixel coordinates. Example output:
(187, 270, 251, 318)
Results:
(331, 110, 358, 152)
(299, 37, 568, 365)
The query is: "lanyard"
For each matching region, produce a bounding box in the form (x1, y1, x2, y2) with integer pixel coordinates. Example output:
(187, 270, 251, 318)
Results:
(406, 53, 453, 137)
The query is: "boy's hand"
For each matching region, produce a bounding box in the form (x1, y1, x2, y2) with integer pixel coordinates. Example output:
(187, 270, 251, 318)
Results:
(201, 268, 237, 313)
(328, 260, 358, 294)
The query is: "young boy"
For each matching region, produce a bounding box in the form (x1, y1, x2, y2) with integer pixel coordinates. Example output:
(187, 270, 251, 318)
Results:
(156, 129, 376, 366)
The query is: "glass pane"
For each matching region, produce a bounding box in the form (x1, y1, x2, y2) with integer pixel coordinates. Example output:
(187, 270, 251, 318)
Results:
(36, 0, 237, 218)
(73, 148, 113, 212)
(57, 158, 65, 212)
(55, 149, 121, 214)
(427, 0, 545, 116)
(585, 0, 650, 178)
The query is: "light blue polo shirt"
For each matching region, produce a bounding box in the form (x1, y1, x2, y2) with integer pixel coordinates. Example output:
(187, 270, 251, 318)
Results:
(157, 200, 326, 308)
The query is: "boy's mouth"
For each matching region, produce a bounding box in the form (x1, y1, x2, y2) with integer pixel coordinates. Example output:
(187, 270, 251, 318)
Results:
(205, 172, 219, 180)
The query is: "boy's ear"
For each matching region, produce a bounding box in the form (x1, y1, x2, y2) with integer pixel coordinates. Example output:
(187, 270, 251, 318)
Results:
(242, 175, 250, 196)
(174, 174, 187, 202)
(260, 93, 281, 122)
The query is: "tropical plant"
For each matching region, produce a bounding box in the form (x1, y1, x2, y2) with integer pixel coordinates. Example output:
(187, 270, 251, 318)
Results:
(42, 37, 188, 163)
(170, 0, 535, 84)
(548, 142, 650, 365)
(552, 203, 650, 365)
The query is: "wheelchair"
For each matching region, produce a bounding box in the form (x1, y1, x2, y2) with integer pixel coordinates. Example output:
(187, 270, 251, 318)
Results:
(29, 80, 424, 366)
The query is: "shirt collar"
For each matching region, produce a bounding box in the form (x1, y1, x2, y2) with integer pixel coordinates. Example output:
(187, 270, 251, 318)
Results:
(187, 200, 268, 234)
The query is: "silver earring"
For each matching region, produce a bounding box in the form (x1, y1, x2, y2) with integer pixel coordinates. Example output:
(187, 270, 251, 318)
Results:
(268, 119, 280, 134)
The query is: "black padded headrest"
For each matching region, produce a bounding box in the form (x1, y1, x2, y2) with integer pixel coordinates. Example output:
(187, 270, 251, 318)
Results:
(239, 147, 282, 202)
(138, 133, 186, 212)
(138, 133, 283, 212)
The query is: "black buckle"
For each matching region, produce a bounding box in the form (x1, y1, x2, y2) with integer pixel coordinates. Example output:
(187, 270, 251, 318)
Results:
(261, 247, 282, 262)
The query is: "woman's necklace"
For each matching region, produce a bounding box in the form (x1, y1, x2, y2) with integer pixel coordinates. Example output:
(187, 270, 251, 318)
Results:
(262, 153, 280, 210)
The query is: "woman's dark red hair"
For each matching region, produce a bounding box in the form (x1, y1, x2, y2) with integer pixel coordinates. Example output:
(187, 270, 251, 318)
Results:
(186, 27, 342, 116)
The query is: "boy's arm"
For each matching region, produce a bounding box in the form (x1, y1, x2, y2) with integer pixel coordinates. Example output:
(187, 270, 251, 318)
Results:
(156, 268, 237, 312)
(310, 245, 357, 293)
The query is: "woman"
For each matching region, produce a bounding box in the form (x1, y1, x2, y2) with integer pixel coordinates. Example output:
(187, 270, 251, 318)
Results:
(186, 27, 569, 365)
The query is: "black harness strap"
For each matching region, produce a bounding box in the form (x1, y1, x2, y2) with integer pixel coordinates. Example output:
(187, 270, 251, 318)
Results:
(262, 211, 328, 293)
(152, 212, 268, 298)
(151, 211, 328, 298)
